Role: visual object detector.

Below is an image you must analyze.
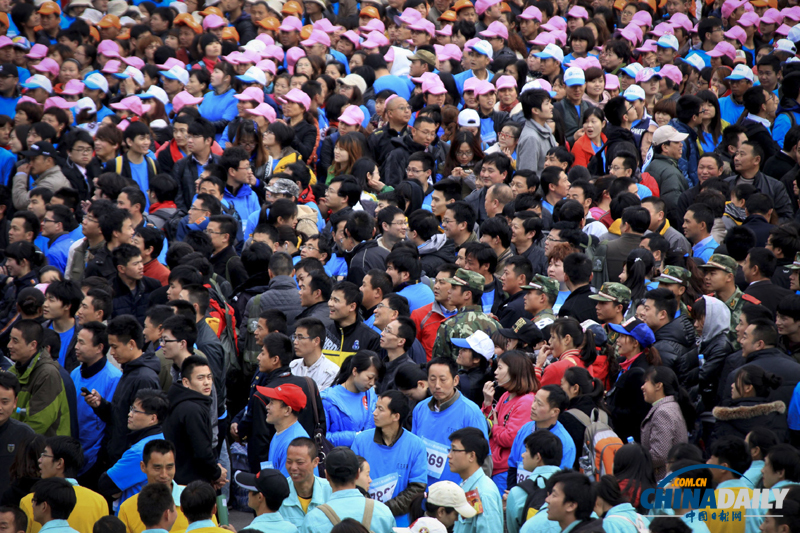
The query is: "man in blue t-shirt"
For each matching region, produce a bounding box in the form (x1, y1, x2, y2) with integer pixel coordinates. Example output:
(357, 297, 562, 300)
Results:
(43, 280, 82, 371)
(259, 383, 311, 477)
(0, 63, 20, 119)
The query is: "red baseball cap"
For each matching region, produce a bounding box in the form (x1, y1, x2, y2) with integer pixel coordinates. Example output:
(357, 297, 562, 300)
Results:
(256, 383, 307, 411)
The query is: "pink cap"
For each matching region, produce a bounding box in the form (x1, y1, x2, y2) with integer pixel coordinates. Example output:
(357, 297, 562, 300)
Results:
(33, 58, 59, 77)
(650, 22, 674, 37)
(479, 20, 508, 40)
(762, 8, 783, 25)
(339, 105, 365, 126)
(255, 34, 275, 46)
(17, 95, 39, 106)
(464, 38, 480, 50)
(203, 14, 226, 30)
(0, 36, 13, 48)
(301, 29, 331, 47)
(636, 67, 662, 83)
(568, 56, 602, 70)
(384, 47, 394, 62)
(620, 26, 640, 45)
(398, 7, 423, 24)
(550, 30, 567, 46)
(246, 103, 277, 122)
(224, 51, 244, 65)
(670, 13, 692, 33)
(783, 6, 800, 21)
(110, 95, 151, 116)
(97, 40, 121, 58)
(722, 0, 748, 19)
(44, 96, 74, 110)
(463, 77, 481, 93)
(435, 25, 452, 36)
(283, 87, 311, 110)
(60, 79, 84, 96)
(540, 16, 567, 32)
(409, 18, 435, 37)
(235, 86, 266, 103)
(659, 64, 683, 86)
(724, 25, 746, 45)
(264, 44, 285, 62)
(240, 50, 262, 64)
(605, 74, 619, 90)
(172, 91, 203, 114)
(156, 58, 186, 70)
(635, 39, 658, 53)
(776, 24, 791, 36)
(631, 11, 652, 27)
(101, 60, 122, 74)
(340, 30, 360, 47)
(495, 75, 517, 90)
(422, 77, 447, 95)
(257, 59, 277, 74)
(438, 43, 462, 61)
(122, 56, 145, 69)
(25, 43, 48, 59)
(359, 19, 385, 33)
(737, 11, 759, 27)
(473, 80, 496, 95)
(530, 31, 556, 46)
(286, 47, 306, 74)
(312, 18, 342, 33)
(279, 16, 303, 32)
(708, 41, 737, 60)
(519, 6, 542, 20)
(567, 6, 588, 19)
(362, 31, 390, 47)
(411, 71, 439, 84)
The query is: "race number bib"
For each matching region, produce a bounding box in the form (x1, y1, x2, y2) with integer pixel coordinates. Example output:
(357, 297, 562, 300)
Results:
(516, 468, 533, 485)
(369, 473, 399, 503)
(260, 461, 274, 470)
(422, 438, 449, 479)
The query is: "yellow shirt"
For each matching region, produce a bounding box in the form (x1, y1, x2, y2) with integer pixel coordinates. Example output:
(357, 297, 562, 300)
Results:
(298, 496, 311, 514)
(118, 485, 217, 533)
(21, 483, 108, 533)
(705, 482, 757, 533)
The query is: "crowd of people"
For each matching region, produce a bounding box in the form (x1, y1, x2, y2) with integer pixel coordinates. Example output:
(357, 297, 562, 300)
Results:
(4, 0, 800, 532)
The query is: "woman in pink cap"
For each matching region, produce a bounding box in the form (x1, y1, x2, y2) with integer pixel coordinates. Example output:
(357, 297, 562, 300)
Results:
(282, 87, 318, 163)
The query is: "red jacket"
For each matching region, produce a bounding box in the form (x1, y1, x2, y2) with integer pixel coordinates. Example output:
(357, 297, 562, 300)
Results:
(570, 133, 607, 169)
(411, 301, 449, 361)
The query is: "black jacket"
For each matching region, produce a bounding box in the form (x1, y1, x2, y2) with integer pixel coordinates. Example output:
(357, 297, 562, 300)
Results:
(588, 124, 638, 176)
(763, 150, 797, 185)
(293, 301, 334, 332)
(652, 315, 696, 373)
(606, 352, 652, 442)
(346, 240, 389, 288)
(323, 319, 381, 364)
(83, 244, 117, 280)
(382, 135, 428, 187)
(711, 397, 787, 444)
(741, 214, 774, 247)
(464, 187, 489, 225)
(743, 280, 793, 316)
(291, 119, 318, 163)
(164, 383, 222, 484)
(196, 319, 227, 418)
(210, 246, 248, 289)
(773, 257, 793, 289)
(92, 351, 161, 463)
(419, 236, 455, 276)
(0, 271, 37, 331)
(0, 418, 34, 492)
(680, 332, 733, 409)
(457, 366, 492, 406)
(558, 284, 599, 323)
(368, 124, 408, 166)
(172, 154, 222, 211)
(231, 272, 271, 326)
(511, 242, 548, 276)
(111, 275, 161, 325)
(722, 346, 800, 407)
(559, 395, 597, 469)
(724, 172, 794, 222)
(255, 275, 304, 329)
(493, 291, 532, 329)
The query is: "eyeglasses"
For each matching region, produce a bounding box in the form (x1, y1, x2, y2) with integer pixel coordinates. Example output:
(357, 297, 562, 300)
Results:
(442, 218, 454, 225)
(406, 167, 425, 174)
(71, 147, 92, 154)
(456, 150, 473, 158)
(160, 337, 180, 344)
(299, 245, 318, 252)
(448, 448, 468, 453)
(546, 236, 566, 242)
(129, 406, 148, 414)
(39, 453, 53, 458)
(390, 220, 408, 226)
(42, 218, 55, 223)
(238, 164, 253, 171)
(375, 303, 388, 310)
(84, 216, 98, 224)
(188, 206, 207, 212)
(291, 334, 310, 341)
(205, 229, 224, 235)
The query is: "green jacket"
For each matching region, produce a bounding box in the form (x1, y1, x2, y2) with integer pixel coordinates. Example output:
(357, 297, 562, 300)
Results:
(10, 351, 71, 436)
(432, 305, 501, 360)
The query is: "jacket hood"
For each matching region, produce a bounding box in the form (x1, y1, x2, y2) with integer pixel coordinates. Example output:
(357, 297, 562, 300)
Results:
(268, 275, 299, 291)
(777, 97, 800, 116)
(698, 295, 731, 345)
(418, 233, 451, 255)
(168, 382, 213, 409)
(123, 351, 162, 376)
(230, 271, 271, 296)
(712, 400, 786, 421)
(604, 124, 635, 144)
(525, 118, 553, 140)
(669, 118, 698, 140)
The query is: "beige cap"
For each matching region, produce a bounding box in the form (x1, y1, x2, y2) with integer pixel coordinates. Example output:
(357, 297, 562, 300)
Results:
(427, 481, 478, 518)
(652, 125, 689, 146)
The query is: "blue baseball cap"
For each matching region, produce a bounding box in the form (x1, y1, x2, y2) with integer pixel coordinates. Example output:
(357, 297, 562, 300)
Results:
(607, 318, 656, 348)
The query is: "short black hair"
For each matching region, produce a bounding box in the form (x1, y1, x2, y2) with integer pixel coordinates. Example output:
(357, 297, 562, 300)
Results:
(747, 247, 777, 278)
(46, 436, 84, 478)
(428, 356, 458, 378)
(332, 281, 362, 307)
(112, 243, 142, 270)
(180, 481, 217, 522)
(0, 506, 26, 533)
(686, 203, 714, 234)
(645, 288, 678, 320)
(540, 384, 568, 412)
(562, 253, 592, 285)
(262, 332, 294, 367)
(445, 201, 476, 233)
(0, 373, 20, 397)
(137, 483, 175, 528)
(766, 444, 800, 482)
(448, 427, 489, 465)
(99, 207, 131, 243)
(162, 315, 198, 350)
(378, 389, 411, 424)
(622, 206, 651, 234)
(523, 429, 563, 466)
(45, 280, 83, 316)
(32, 478, 76, 519)
(135, 389, 169, 422)
(545, 471, 595, 521)
(181, 354, 211, 381)
(463, 242, 498, 275)
(709, 436, 751, 477)
(107, 315, 144, 350)
(149, 174, 178, 203)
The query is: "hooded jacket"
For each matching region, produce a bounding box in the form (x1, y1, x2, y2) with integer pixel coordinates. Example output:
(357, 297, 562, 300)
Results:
(92, 351, 161, 463)
(517, 118, 556, 174)
(652, 314, 696, 374)
(172, 153, 222, 212)
(712, 399, 787, 443)
(722, 347, 800, 407)
(111, 275, 161, 325)
(164, 383, 222, 485)
(322, 319, 381, 368)
(10, 351, 71, 436)
(251, 275, 304, 329)
(346, 239, 390, 288)
(382, 135, 429, 187)
(680, 296, 732, 409)
(419, 234, 455, 276)
(587, 124, 638, 176)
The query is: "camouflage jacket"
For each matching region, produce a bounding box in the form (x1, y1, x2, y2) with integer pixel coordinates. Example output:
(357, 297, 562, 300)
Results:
(723, 288, 744, 349)
(432, 305, 501, 359)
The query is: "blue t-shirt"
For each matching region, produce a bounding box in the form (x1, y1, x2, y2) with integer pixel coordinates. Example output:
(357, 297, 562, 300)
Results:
(481, 288, 495, 314)
(267, 420, 310, 477)
(129, 159, 150, 208)
(107, 431, 166, 511)
(50, 325, 75, 368)
(507, 421, 576, 486)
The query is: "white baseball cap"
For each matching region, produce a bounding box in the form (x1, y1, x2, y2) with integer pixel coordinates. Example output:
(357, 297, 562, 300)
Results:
(775, 39, 797, 54)
(563, 67, 585, 87)
(426, 481, 478, 518)
(726, 64, 754, 82)
(680, 53, 705, 72)
(653, 125, 689, 145)
(656, 34, 679, 51)
(83, 72, 109, 93)
(21, 74, 52, 93)
(623, 84, 645, 102)
(534, 43, 564, 63)
(458, 108, 480, 127)
(451, 330, 494, 360)
(394, 518, 448, 533)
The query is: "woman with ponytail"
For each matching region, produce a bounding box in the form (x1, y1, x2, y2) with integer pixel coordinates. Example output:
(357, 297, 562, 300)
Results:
(559, 366, 606, 468)
(605, 318, 661, 444)
(0, 242, 44, 327)
(612, 444, 657, 514)
(641, 366, 695, 479)
(535, 318, 597, 387)
(711, 365, 785, 443)
(592, 475, 648, 533)
(321, 350, 385, 447)
(619, 250, 656, 318)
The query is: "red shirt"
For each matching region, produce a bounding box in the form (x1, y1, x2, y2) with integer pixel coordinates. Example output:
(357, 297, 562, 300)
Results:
(143, 259, 170, 287)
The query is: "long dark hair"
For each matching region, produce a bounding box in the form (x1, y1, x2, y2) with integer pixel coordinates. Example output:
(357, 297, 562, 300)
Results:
(10, 433, 46, 482)
(550, 317, 597, 367)
(696, 89, 723, 145)
(563, 366, 604, 408)
(623, 249, 655, 303)
(734, 364, 783, 398)
(593, 475, 628, 511)
(442, 131, 484, 178)
(612, 443, 657, 513)
(643, 366, 696, 428)
(334, 350, 385, 386)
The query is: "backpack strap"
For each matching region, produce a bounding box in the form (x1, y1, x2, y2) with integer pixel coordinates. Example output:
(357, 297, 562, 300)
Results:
(566, 408, 592, 428)
(316, 504, 341, 526)
(361, 499, 374, 530)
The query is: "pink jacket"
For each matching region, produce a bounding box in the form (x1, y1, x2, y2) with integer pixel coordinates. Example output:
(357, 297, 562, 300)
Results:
(482, 391, 536, 476)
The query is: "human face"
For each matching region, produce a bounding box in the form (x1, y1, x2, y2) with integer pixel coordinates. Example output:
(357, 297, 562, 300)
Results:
(761, 456, 782, 489)
(480, 162, 505, 187)
(69, 140, 93, 168)
(697, 156, 722, 182)
(127, 399, 157, 430)
(351, 364, 379, 392)
(615, 334, 638, 358)
(454, 142, 474, 167)
(38, 445, 60, 479)
(373, 394, 398, 429)
(734, 144, 759, 174)
(411, 122, 437, 148)
(641, 376, 660, 404)
(430, 190, 449, 217)
(683, 210, 705, 242)
(128, 134, 151, 156)
(433, 271, 452, 304)
(582, 114, 604, 141)
(75, 327, 105, 365)
(8, 217, 32, 244)
(43, 292, 70, 321)
(530, 389, 557, 424)
(442, 208, 464, 240)
(286, 444, 318, 483)
(447, 438, 472, 475)
(740, 323, 763, 357)
(184, 364, 213, 396)
(428, 363, 458, 402)
(142, 450, 175, 486)
(30, 155, 52, 177)
(548, 259, 565, 283)
(328, 289, 355, 322)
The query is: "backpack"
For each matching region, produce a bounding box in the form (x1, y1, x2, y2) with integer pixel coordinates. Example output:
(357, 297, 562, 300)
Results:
(517, 472, 550, 525)
(602, 514, 650, 533)
(114, 154, 157, 176)
(303, 376, 335, 477)
(583, 236, 608, 291)
(241, 293, 263, 377)
(159, 209, 187, 242)
(568, 408, 624, 481)
(205, 281, 238, 380)
(316, 499, 375, 533)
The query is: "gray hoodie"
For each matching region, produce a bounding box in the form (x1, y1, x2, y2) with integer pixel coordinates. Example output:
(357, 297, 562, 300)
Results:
(517, 118, 556, 175)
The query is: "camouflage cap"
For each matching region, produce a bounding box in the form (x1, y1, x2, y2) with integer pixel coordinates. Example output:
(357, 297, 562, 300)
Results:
(521, 274, 559, 301)
(652, 265, 690, 285)
(787, 252, 800, 271)
(588, 282, 631, 304)
(265, 178, 300, 198)
(446, 268, 485, 293)
(697, 254, 737, 274)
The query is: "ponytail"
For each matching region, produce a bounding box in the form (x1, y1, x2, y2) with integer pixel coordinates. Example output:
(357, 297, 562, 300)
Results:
(644, 366, 696, 428)
(551, 317, 597, 367)
(563, 366, 604, 405)
(5, 241, 45, 271)
(735, 364, 783, 398)
(333, 350, 385, 386)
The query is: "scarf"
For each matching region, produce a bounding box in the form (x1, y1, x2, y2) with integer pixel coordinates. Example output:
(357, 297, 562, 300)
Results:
(559, 348, 582, 365)
(202, 56, 219, 72)
(499, 100, 519, 113)
(618, 351, 642, 373)
(149, 201, 177, 213)
(168, 139, 184, 163)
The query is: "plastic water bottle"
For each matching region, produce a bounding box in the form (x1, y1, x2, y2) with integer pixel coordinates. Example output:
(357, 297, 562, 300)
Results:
(627, 437, 634, 444)
(698, 353, 705, 367)
(15, 407, 26, 415)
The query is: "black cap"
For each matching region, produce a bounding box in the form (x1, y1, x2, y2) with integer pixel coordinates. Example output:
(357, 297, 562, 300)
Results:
(21, 141, 57, 159)
(497, 319, 543, 346)
(0, 63, 18, 77)
(326, 447, 360, 480)
(233, 469, 290, 500)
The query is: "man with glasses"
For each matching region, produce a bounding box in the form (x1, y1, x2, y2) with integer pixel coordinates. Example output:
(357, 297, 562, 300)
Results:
(383, 114, 440, 188)
(221, 146, 260, 223)
(404, 152, 436, 211)
(172, 118, 220, 212)
(376, 206, 408, 253)
(177, 193, 222, 243)
(368, 96, 412, 166)
(290, 317, 338, 391)
(739, 86, 781, 166)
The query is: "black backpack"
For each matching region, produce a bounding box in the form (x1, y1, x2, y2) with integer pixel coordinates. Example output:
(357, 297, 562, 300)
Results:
(517, 473, 550, 525)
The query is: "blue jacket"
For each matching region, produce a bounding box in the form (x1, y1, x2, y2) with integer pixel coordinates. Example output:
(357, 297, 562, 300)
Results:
(46, 233, 77, 273)
(670, 118, 699, 188)
(453, 468, 503, 533)
(223, 184, 260, 224)
(773, 97, 800, 149)
(397, 283, 435, 313)
(601, 503, 650, 533)
(246, 513, 298, 533)
(506, 465, 560, 533)
(0, 97, 19, 124)
(300, 489, 395, 533)
(0, 147, 16, 188)
(106, 428, 165, 509)
(198, 88, 239, 141)
(719, 95, 746, 125)
(508, 420, 576, 485)
(788, 381, 800, 430)
(321, 384, 377, 447)
(70, 359, 121, 474)
(279, 476, 331, 527)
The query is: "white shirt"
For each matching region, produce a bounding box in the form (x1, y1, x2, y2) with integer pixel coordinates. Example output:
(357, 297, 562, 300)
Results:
(290, 355, 339, 391)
